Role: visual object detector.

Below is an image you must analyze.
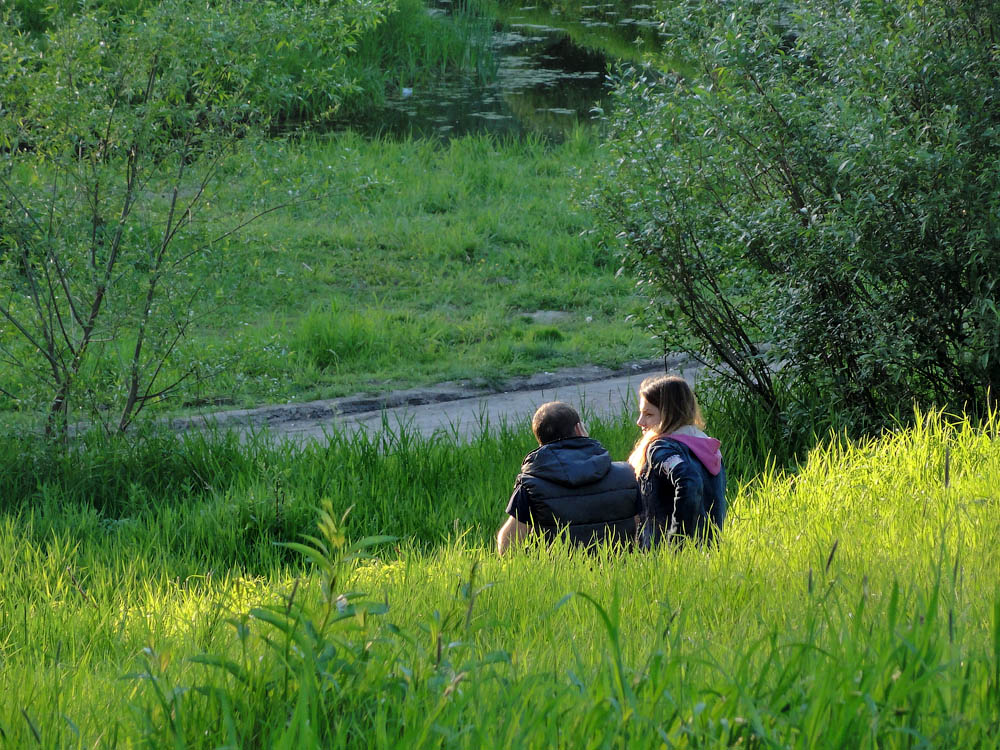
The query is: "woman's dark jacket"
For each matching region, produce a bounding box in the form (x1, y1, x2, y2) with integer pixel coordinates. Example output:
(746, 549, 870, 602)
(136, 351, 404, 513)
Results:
(506, 437, 638, 547)
(639, 434, 726, 548)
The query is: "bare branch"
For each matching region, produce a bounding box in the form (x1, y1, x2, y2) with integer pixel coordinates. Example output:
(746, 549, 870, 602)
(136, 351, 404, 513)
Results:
(0, 302, 59, 371)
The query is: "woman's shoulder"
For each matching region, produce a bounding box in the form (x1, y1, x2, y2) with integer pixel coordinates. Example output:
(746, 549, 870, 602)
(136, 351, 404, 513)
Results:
(645, 435, 688, 461)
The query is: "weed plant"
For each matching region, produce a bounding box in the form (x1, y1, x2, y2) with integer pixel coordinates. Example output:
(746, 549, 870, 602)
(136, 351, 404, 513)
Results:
(1, 407, 999, 746)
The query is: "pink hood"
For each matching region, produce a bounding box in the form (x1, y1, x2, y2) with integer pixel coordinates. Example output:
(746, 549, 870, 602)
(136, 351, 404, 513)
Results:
(667, 426, 723, 476)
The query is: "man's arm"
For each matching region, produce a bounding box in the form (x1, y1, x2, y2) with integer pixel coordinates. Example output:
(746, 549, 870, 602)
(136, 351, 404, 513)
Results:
(498, 479, 534, 556)
(496, 516, 530, 556)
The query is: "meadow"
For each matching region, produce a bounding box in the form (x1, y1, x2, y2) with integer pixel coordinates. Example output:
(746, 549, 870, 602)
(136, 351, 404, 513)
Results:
(0, 129, 655, 422)
(1, 0, 655, 426)
(1, 405, 999, 747)
(4, 0, 999, 747)
(183, 130, 653, 408)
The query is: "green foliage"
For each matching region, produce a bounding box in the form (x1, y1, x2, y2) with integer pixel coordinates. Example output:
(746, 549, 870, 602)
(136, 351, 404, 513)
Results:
(343, 0, 498, 115)
(0, 418, 532, 558)
(1, 62, 651, 423)
(594, 0, 1000, 433)
(5, 0, 151, 33)
(85, 131, 648, 412)
(1, 2, 249, 433)
(0, 384, 781, 565)
(526, 325, 564, 343)
(1, 409, 1000, 745)
(2, 0, 391, 129)
(0, 0, 397, 434)
(293, 299, 451, 371)
(4, 0, 497, 129)
(0, 0, 648, 427)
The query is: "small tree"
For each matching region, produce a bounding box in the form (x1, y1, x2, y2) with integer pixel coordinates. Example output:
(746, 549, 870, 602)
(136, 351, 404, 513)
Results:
(0, 0, 388, 437)
(594, 0, 1000, 431)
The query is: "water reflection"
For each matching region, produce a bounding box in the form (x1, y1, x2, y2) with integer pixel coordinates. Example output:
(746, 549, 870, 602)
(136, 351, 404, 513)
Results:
(363, 1, 664, 140)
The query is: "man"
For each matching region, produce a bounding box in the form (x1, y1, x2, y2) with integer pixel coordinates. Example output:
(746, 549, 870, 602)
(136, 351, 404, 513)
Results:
(497, 401, 639, 555)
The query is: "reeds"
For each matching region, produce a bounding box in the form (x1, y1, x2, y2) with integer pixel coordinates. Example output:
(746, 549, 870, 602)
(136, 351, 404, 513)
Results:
(344, 0, 499, 116)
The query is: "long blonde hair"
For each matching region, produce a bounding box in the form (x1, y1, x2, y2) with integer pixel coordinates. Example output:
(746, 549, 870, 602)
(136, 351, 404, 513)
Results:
(628, 375, 704, 474)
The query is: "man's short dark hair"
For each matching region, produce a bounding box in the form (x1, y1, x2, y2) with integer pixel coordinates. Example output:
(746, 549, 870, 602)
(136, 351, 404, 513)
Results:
(531, 401, 581, 445)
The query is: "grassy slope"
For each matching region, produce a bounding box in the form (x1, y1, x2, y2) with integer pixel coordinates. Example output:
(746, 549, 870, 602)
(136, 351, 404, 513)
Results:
(1, 0, 660, 424)
(0, 129, 655, 421)
(1, 410, 998, 746)
(143, 130, 654, 411)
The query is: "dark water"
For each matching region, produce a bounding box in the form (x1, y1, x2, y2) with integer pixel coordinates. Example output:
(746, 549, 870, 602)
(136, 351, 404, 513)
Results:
(370, 2, 664, 140)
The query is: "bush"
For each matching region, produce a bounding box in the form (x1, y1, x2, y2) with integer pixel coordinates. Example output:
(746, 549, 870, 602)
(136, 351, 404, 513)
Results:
(593, 0, 1000, 433)
(0, 0, 395, 434)
(1, 0, 393, 133)
(3, 0, 493, 129)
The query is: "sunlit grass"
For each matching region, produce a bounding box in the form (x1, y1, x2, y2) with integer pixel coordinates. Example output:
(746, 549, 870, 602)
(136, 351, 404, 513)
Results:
(0, 407, 998, 745)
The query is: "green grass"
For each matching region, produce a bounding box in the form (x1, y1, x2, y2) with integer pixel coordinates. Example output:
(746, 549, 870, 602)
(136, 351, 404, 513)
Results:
(43, 129, 651, 418)
(0, 128, 655, 423)
(0, 0, 664, 429)
(1, 407, 999, 746)
(3, 3, 996, 745)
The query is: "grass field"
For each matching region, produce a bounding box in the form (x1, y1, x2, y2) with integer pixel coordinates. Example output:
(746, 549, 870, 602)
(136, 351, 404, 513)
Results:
(1, 129, 656, 422)
(4, 2, 999, 746)
(1, 407, 998, 747)
(191, 130, 652, 406)
(1, 0, 661, 427)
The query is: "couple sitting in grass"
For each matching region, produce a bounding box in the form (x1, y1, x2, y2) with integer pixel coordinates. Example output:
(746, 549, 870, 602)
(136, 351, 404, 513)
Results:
(496, 375, 726, 554)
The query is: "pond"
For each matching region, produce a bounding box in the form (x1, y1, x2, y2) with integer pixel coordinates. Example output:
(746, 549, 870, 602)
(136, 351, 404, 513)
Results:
(367, 0, 666, 140)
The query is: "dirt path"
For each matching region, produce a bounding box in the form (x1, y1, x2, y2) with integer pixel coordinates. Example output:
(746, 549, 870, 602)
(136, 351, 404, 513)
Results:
(170, 354, 705, 443)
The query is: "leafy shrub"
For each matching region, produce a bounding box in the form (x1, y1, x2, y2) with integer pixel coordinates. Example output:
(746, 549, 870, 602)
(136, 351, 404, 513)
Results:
(344, 0, 497, 111)
(1, 0, 393, 135)
(0, 0, 396, 433)
(3, 0, 493, 128)
(5, 0, 151, 33)
(593, 0, 1000, 433)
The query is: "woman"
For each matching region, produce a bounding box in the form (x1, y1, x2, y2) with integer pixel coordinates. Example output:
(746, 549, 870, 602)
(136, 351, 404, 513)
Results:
(628, 375, 726, 547)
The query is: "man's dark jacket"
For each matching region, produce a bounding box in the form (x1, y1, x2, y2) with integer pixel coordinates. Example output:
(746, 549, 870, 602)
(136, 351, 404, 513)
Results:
(507, 436, 638, 547)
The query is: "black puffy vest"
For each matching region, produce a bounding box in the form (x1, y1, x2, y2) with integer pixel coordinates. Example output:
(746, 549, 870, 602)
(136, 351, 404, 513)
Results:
(517, 437, 638, 547)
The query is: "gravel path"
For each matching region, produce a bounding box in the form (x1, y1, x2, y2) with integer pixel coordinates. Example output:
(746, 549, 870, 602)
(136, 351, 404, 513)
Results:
(170, 354, 706, 444)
